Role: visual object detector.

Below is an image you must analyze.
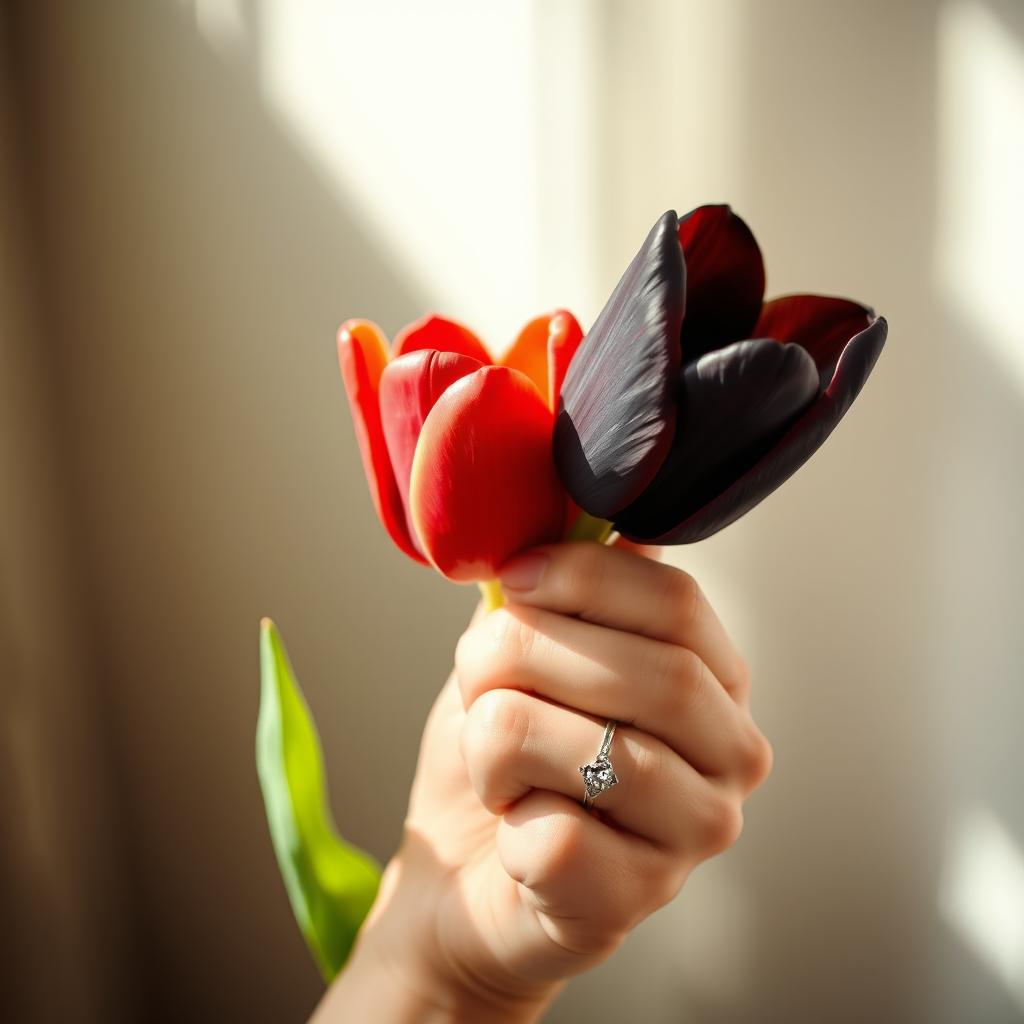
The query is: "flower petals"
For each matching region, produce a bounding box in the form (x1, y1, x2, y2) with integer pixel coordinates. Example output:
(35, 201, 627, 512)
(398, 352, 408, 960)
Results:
(555, 211, 685, 518)
(379, 349, 484, 548)
(499, 309, 584, 411)
(615, 338, 820, 540)
(755, 294, 875, 389)
(626, 316, 888, 544)
(410, 366, 566, 582)
(678, 205, 765, 359)
(392, 314, 493, 364)
(337, 320, 425, 563)
(547, 311, 584, 412)
(500, 313, 552, 399)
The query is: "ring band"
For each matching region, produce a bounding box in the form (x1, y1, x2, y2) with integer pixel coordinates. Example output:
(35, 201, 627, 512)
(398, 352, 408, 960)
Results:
(580, 720, 619, 809)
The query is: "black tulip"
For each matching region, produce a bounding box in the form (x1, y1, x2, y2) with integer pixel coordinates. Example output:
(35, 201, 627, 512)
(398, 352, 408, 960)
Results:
(554, 207, 888, 543)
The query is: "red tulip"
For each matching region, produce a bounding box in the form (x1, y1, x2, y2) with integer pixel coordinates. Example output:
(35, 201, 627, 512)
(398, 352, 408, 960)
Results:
(337, 312, 583, 581)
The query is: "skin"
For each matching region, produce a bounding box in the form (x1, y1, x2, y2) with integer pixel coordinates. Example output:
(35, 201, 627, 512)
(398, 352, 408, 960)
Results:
(314, 542, 772, 1022)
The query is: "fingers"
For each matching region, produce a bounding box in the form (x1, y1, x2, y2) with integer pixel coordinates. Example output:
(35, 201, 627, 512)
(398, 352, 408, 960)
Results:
(498, 543, 747, 699)
(456, 605, 770, 785)
(456, 545, 771, 959)
(461, 687, 747, 855)
(495, 789, 677, 956)
(612, 536, 662, 560)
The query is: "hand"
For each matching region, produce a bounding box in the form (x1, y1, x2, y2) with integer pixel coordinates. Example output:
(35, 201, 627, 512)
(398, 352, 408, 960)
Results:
(316, 542, 772, 1022)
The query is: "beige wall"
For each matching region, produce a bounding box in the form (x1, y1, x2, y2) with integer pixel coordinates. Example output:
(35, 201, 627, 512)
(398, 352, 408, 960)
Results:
(5, 1, 1023, 1021)
(0, 11, 129, 1021)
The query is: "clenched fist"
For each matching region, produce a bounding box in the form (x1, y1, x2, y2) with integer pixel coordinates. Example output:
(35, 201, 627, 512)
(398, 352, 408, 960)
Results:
(316, 543, 771, 1022)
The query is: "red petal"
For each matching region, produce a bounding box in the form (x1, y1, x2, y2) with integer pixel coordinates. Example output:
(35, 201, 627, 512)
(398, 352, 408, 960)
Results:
(379, 350, 484, 550)
(546, 310, 584, 411)
(755, 295, 874, 388)
(336, 320, 425, 563)
(678, 205, 765, 359)
(409, 366, 567, 582)
(392, 314, 493, 364)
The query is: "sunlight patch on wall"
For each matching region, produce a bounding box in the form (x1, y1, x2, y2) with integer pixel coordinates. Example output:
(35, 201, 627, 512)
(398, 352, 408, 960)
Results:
(937, 1, 1024, 392)
(939, 806, 1024, 1012)
(251, 0, 601, 345)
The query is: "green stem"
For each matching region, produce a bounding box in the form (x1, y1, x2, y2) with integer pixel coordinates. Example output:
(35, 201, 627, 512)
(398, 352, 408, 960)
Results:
(567, 510, 615, 544)
(478, 578, 506, 611)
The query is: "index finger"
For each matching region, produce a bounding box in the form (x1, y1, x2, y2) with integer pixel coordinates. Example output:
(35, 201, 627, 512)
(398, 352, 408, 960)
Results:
(497, 543, 747, 700)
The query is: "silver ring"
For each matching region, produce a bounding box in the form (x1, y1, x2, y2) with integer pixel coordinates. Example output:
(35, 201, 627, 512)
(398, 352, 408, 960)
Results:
(580, 720, 619, 809)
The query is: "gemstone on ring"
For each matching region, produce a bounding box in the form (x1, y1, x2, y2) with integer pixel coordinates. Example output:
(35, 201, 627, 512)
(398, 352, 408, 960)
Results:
(580, 755, 618, 801)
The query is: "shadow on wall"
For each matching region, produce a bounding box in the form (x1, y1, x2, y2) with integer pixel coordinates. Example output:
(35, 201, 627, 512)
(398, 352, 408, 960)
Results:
(15, 0, 476, 1021)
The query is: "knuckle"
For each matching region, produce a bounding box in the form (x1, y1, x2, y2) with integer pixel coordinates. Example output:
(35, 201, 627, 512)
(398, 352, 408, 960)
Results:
(735, 720, 774, 789)
(730, 655, 752, 703)
(453, 627, 479, 688)
(623, 852, 683, 927)
(735, 655, 752, 690)
(647, 861, 687, 910)
(628, 734, 668, 798)
(531, 813, 587, 888)
(644, 641, 691, 694)
(461, 689, 531, 808)
(660, 568, 701, 629)
(454, 625, 492, 709)
(700, 794, 744, 856)
(654, 646, 707, 721)
(457, 609, 537, 698)
(490, 607, 539, 668)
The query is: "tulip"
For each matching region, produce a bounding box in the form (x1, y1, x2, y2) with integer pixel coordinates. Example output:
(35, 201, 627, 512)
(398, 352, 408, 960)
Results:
(554, 207, 887, 544)
(337, 312, 583, 582)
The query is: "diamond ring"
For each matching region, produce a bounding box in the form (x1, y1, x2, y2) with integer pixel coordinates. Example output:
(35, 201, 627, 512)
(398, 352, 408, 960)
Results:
(580, 720, 618, 809)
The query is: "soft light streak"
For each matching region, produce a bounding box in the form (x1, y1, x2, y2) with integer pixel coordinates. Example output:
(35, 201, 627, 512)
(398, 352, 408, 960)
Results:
(939, 806, 1024, 1011)
(937, 1, 1024, 390)
(255, 0, 602, 345)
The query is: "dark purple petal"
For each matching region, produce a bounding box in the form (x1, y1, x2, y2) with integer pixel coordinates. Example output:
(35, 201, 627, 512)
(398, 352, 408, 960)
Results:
(678, 205, 765, 360)
(622, 316, 888, 544)
(615, 339, 820, 540)
(755, 294, 874, 389)
(554, 210, 685, 518)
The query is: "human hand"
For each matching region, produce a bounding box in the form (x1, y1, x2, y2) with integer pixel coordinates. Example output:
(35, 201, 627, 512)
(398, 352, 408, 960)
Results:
(317, 542, 772, 1022)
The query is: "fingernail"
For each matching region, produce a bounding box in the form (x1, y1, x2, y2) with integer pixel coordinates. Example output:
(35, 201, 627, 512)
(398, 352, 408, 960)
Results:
(498, 551, 548, 592)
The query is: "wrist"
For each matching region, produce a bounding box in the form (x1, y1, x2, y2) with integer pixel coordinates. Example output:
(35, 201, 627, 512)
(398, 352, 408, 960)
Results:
(327, 926, 558, 1023)
(314, 846, 562, 1023)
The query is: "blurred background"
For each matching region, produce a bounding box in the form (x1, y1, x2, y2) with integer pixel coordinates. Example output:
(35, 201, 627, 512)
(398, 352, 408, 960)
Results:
(2, 0, 1022, 1021)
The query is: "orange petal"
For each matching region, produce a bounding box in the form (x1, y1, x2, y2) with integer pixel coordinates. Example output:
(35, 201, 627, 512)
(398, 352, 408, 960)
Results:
(499, 309, 584, 411)
(392, 314, 493, 364)
(547, 310, 584, 410)
(337, 320, 425, 563)
(409, 366, 567, 582)
(500, 313, 552, 399)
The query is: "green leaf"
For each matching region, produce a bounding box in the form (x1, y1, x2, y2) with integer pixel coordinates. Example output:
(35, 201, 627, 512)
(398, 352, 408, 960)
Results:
(256, 618, 381, 981)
